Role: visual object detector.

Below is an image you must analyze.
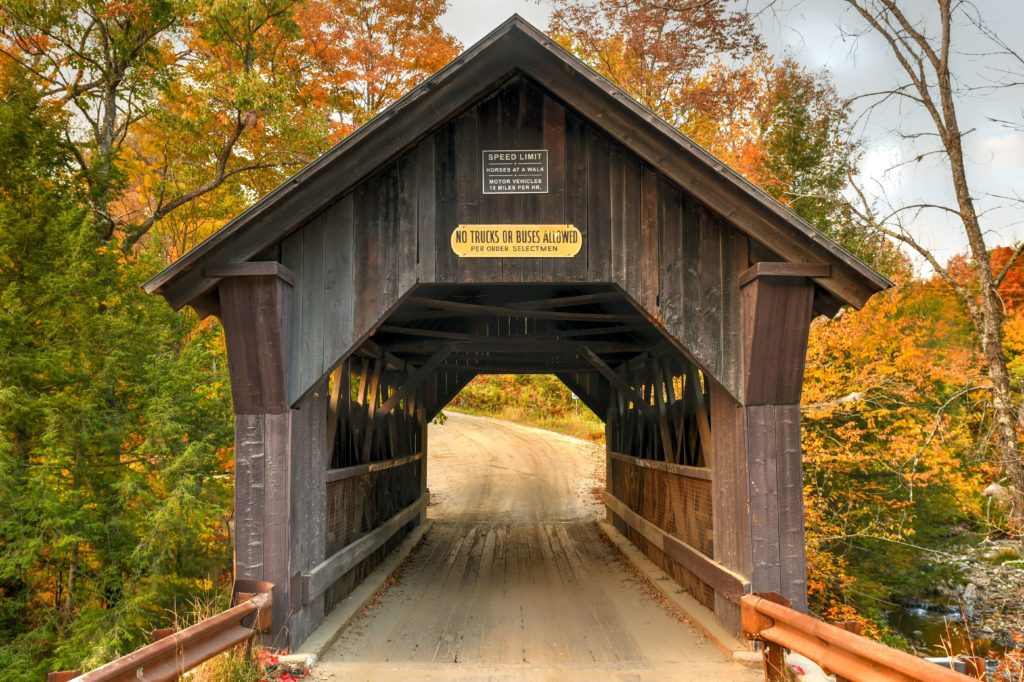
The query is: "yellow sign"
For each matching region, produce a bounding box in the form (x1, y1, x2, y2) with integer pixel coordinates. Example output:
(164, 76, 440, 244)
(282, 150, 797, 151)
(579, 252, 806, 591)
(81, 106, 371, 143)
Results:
(451, 224, 583, 258)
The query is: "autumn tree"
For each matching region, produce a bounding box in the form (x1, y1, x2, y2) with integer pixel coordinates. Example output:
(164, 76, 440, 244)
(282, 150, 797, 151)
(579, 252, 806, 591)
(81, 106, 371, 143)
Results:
(838, 0, 1024, 527)
(0, 0, 460, 255)
(546, 0, 905, 276)
(298, 0, 460, 137)
(548, 0, 763, 127)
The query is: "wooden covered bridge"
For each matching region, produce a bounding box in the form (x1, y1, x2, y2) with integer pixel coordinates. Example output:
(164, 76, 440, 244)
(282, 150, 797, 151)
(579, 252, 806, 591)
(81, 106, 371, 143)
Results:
(145, 16, 890, 657)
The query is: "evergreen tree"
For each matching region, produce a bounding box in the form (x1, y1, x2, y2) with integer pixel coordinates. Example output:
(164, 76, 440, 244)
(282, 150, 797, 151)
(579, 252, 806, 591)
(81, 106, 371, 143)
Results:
(0, 66, 233, 677)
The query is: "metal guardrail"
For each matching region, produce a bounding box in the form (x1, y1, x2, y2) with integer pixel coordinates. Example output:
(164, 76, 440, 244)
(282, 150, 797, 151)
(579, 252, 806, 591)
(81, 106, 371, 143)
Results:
(742, 592, 979, 682)
(49, 580, 273, 682)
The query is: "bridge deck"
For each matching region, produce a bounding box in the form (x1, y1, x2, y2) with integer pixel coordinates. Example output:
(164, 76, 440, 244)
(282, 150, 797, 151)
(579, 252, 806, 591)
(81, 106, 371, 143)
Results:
(314, 413, 759, 681)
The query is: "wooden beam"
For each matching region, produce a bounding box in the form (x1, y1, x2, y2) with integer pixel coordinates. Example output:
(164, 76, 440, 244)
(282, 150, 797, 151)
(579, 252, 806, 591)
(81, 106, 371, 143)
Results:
(604, 491, 749, 601)
(448, 363, 595, 373)
(582, 346, 656, 418)
(384, 339, 647, 354)
(685, 363, 714, 466)
(205, 261, 295, 286)
(326, 451, 423, 483)
(740, 267, 817, 405)
(357, 338, 383, 358)
(378, 325, 475, 341)
(505, 291, 623, 310)
(651, 360, 675, 463)
(360, 358, 383, 461)
(379, 321, 653, 341)
(301, 492, 428, 603)
(608, 451, 711, 481)
(404, 297, 642, 322)
(376, 346, 453, 418)
(737, 262, 830, 288)
(326, 364, 344, 461)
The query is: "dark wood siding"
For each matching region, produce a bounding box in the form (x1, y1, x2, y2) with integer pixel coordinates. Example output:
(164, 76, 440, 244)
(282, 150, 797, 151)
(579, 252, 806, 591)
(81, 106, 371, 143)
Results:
(280, 77, 752, 405)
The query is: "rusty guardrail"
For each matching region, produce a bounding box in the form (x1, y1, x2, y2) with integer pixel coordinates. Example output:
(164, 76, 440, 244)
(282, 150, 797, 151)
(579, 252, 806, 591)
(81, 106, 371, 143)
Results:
(742, 592, 978, 681)
(49, 580, 273, 682)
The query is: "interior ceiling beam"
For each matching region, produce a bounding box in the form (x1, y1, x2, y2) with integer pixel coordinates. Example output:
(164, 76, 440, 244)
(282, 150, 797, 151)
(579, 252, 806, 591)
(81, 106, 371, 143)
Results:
(381, 339, 648, 354)
(504, 291, 624, 310)
(445, 363, 596, 373)
(582, 346, 657, 418)
(402, 297, 642, 322)
(375, 345, 453, 418)
(379, 321, 655, 342)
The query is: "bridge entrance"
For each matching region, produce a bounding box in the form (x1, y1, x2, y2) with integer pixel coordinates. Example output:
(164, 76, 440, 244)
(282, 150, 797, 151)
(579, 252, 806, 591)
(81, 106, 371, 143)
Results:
(145, 16, 889, 653)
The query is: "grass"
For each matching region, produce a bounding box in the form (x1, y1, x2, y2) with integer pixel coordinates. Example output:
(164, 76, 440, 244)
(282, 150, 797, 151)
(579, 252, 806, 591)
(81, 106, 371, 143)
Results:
(448, 403, 605, 443)
(447, 374, 607, 443)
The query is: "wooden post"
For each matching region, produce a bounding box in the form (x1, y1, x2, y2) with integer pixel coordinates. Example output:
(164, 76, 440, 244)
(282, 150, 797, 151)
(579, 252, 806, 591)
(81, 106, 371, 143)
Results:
(736, 263, 821, 614)
(418, 396, 428, 524)
(216, 262, 328, 648)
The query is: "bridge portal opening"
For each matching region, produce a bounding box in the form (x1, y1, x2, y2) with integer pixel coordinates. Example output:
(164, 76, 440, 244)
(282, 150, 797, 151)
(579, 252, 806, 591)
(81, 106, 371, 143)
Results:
(318, 283, 722, 627)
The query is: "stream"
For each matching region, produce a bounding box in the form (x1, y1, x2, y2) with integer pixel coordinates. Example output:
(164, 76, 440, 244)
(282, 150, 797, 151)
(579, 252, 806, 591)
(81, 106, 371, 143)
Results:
(888, 602, 1009, 658)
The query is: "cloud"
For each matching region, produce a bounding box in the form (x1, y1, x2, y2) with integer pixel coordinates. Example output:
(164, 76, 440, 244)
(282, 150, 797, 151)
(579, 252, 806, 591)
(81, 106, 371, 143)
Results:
(972, 132, 1024, 171)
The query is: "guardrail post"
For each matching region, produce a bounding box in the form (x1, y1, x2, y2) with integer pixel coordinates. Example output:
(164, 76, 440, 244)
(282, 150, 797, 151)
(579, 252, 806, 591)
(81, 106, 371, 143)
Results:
(962, 656, 985, 679)
(151, 627, 175, 642)
(742, 592, 791, 682)
(833, 621, 862, 682)
(47, 671, 81, 682)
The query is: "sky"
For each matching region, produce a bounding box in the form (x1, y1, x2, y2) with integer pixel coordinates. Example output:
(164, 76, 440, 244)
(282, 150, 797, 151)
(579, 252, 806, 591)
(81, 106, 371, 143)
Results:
(439, 1, 1024, 273)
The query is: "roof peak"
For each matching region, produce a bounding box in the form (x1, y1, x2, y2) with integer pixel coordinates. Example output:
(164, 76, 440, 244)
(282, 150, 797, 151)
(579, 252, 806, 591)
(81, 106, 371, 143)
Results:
(146, 15, 890, 311)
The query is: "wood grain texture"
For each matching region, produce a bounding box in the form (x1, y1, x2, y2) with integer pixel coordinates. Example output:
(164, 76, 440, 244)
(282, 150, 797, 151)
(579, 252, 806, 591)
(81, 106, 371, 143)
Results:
(741, 270, 816, 405)
(267, 77, 774, 405)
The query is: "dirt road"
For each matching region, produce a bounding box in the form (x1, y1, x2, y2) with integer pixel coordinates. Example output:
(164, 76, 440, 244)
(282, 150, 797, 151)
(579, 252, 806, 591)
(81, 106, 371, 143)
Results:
(315, 412, 759, 681)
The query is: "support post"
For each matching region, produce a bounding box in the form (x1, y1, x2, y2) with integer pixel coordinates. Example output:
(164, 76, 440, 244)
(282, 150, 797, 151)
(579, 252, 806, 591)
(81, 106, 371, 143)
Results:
(217, 262, 326, 648)
(737, 263, 819, 614)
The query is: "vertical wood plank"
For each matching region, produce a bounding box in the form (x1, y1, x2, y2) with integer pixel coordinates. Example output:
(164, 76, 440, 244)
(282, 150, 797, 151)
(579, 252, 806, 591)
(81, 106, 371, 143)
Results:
(281, 231, 303, 403)
(719, 225, 748, 400)
(588, 127, 612, 283)
(622, 153, 642, 299)
(519, 80, 545, 283)
(352, 179, 379, 339)
(564, 110, 589, 281)
(323, 195, 355, 372)
(234, 415, 266, 580)
(696, 208, 723, 374)
(417, 135, 437, 283)
(397, 153, 418, 293)
(379, 163, 400, 310)
(498, 80, 522, 283)
(710, 382, 750, 635)
(300, 214, 327, 398)
(640, 165, 659, 312)
(776, 403, 808, 612)
(263, 411, 292, 644)
(434, 122, 459, 283)
(746, 404, 782, 593)
(455, 107, 482, 282)
(542, 94, 566, 282)
(609, 144, 624, 283)
(659, 180, 683, 335)
(477, 92, 504, 283)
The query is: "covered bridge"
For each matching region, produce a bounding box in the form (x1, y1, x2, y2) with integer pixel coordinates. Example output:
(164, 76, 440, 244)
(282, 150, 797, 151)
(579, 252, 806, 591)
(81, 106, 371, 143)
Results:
(145, 16, 890, 650)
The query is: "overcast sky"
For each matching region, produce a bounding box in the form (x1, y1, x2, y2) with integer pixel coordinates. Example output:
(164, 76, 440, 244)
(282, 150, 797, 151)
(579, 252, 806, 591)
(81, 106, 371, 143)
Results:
(439, 1, 1024, 272)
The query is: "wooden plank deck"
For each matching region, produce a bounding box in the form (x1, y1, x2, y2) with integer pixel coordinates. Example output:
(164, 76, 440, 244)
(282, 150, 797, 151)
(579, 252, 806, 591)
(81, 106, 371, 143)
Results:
(314, 413, 759, 681)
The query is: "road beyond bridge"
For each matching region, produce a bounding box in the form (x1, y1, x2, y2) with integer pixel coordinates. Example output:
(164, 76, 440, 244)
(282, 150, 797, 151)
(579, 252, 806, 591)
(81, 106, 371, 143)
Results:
(313, 413, 761, 681)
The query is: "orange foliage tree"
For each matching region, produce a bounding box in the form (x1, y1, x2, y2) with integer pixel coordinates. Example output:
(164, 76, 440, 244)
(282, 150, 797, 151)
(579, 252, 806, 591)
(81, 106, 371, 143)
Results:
(802, 277, 989, 626)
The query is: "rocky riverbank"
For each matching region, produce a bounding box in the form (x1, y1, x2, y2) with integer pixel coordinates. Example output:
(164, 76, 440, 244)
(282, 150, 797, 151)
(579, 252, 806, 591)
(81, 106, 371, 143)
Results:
(933, 539, 1024, 651)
